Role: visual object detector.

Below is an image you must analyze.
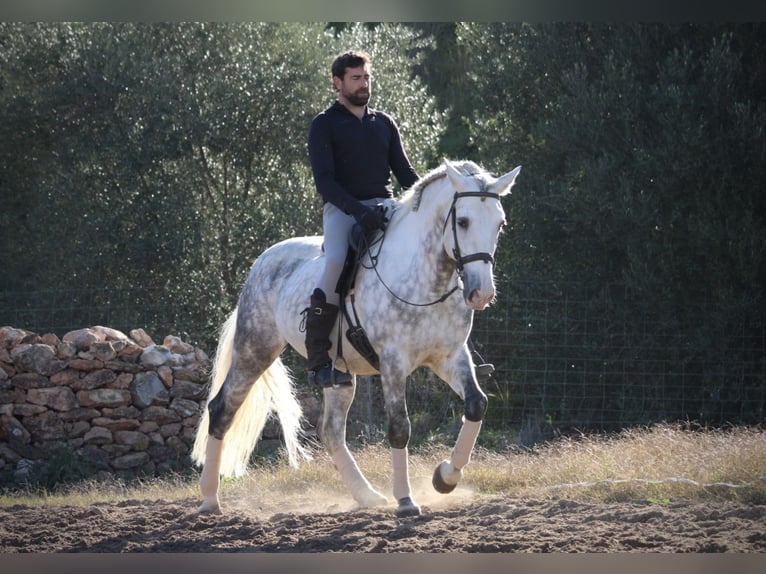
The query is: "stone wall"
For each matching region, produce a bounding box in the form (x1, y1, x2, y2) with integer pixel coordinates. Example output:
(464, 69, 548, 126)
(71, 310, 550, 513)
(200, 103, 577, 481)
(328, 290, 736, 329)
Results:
(0, 325, 213, 484)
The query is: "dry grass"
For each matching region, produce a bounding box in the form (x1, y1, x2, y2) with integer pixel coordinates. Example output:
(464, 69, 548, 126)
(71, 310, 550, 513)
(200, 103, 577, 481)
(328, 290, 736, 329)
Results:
(0, 473, 201, 508)
(465, 423, 766, 504)
(2, 423, 764, 509)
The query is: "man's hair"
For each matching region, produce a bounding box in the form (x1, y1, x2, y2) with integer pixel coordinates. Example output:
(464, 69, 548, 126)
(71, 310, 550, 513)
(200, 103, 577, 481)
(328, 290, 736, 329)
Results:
(331, 50, 371, 79)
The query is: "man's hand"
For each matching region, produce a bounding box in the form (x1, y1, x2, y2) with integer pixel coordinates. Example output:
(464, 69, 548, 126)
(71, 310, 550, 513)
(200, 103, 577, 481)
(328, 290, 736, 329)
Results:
(356, 205, 387, 233)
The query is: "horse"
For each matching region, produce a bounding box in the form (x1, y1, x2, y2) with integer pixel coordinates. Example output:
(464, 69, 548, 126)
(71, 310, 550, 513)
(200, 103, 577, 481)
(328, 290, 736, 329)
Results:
(191, 159, 521, 517)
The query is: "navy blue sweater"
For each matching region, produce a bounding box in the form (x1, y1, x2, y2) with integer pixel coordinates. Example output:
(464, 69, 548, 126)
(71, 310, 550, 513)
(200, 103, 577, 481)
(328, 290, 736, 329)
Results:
(308, 100, 419, 216)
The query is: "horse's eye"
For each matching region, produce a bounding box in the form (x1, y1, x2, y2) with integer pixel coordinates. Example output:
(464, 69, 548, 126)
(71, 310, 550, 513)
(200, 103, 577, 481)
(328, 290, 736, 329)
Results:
(457, 217, 469, 229)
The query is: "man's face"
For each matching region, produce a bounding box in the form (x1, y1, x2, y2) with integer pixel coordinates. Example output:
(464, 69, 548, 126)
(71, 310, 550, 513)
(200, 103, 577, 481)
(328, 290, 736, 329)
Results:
(335, 64, 371, 107)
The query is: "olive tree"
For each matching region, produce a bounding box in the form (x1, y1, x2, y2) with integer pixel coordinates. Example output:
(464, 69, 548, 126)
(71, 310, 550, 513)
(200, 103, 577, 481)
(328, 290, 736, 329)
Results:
(0, 23, 445, 348)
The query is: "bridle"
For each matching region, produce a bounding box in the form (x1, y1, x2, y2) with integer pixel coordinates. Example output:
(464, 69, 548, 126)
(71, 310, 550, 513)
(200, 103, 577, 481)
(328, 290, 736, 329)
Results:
(444, 190, 500, 276)
(337, 171, 505, 374)
(363, 188, 501, 308)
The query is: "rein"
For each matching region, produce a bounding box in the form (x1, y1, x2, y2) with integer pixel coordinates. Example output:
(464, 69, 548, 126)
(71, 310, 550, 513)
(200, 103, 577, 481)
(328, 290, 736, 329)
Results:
(337, 177, 502, 371)
(361, 189, 500, 308)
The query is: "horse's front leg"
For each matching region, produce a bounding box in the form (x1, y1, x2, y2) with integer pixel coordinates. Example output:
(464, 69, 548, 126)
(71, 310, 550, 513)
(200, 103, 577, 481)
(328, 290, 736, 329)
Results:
(432, 349, 488, 494)
(319, 377, 388, 508)
(381, 370, 421, 517)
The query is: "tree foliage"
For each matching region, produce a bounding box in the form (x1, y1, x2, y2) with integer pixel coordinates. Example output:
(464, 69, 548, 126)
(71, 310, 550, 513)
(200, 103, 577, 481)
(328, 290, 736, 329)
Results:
(453, 23, 766, 429)
(0, 22, 443, 346)
(1, 22, 764, 431)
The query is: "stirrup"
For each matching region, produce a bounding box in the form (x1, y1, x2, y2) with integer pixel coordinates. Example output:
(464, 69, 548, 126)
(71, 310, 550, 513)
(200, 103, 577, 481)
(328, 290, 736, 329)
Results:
(475, 362, 495, 381)
(309, 362, 353, 388)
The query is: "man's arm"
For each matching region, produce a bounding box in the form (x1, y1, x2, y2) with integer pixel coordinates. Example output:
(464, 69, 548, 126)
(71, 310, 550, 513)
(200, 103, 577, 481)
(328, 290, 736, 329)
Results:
(385, 114, 420, 189)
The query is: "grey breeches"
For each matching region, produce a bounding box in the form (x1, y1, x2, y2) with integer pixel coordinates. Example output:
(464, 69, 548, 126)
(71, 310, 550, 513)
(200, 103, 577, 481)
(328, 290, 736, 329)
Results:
(316, 199, 381, 306)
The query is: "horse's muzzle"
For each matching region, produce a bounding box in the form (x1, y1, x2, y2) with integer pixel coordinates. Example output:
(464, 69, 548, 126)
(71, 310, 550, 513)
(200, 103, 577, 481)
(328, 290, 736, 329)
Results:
(467, 289, 494, 310)
(463, 279, 494, 311)
(462, 267, 496, 310)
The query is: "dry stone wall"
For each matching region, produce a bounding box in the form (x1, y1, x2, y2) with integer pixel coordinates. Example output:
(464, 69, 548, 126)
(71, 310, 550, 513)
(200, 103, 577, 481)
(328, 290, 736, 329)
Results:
(0, 325, 213, 484)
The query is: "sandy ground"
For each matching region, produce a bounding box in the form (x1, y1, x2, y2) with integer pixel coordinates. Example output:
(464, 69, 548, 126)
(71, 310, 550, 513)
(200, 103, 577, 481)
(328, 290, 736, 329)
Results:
(1, 486, 764, 553)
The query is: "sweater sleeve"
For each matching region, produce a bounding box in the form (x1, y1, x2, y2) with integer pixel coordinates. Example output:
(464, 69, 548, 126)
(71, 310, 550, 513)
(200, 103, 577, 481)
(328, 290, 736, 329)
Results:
(385, 114, 420, 190)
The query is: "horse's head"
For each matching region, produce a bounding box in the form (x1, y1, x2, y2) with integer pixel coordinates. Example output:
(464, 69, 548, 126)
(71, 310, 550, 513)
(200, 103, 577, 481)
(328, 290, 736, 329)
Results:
(442, 160, 521, 311)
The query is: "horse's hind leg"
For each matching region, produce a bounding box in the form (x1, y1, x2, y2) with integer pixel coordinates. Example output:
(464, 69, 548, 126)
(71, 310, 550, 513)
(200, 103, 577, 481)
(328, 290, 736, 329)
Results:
(199, 437, 224, 513)
(320, 379, 388, 508)
(198, 358, 265, 514)
(198, 325, 286, 514)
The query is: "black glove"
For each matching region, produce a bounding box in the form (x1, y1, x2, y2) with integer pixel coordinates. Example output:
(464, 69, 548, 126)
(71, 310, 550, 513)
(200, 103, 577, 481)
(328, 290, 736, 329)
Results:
(355, 205, 387, 234)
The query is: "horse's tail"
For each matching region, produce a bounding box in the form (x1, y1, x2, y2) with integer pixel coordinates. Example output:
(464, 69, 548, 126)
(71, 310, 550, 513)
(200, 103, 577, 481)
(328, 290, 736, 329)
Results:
(191, 307, 309, 477)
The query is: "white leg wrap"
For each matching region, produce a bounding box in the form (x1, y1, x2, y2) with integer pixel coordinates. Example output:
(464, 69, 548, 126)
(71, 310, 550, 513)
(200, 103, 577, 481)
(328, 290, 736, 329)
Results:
(450, 419, 482, 470)
(391, 447, 411, 501)
(331, 446, 388, 507)
(198, 436, 223, 513)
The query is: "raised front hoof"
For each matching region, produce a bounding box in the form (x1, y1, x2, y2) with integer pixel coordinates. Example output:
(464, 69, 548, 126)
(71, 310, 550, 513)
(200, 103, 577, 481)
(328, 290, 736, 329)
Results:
(432, 460, 461, 494)
(395, 496, 421, 518)
(197, 499, 222, 515)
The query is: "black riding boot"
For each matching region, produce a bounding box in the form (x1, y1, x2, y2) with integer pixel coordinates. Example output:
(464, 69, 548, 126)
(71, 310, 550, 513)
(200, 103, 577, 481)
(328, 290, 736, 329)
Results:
(303, 288, 353, 387)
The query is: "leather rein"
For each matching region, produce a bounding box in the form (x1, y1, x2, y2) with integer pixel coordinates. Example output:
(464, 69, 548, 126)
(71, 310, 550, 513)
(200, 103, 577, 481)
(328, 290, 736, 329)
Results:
(363, 189, 501, 308)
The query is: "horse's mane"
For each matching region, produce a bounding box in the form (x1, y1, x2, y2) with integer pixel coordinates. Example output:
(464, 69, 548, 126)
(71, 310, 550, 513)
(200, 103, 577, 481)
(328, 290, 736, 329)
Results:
(400, 160, 488, 212)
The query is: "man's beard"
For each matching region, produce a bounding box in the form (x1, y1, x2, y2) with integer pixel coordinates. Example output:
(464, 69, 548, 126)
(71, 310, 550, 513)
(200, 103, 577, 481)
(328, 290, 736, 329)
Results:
(346, 89, 369, 107)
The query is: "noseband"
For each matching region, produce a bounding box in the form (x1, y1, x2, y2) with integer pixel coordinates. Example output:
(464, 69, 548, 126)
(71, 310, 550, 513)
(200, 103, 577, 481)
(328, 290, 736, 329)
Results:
(444, 191, 501, 278)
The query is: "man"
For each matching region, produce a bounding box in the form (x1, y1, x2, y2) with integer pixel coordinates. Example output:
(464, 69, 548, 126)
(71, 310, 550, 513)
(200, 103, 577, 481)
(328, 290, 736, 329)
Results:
(304, 50, 494, 388)
(304, 50, 419, 387)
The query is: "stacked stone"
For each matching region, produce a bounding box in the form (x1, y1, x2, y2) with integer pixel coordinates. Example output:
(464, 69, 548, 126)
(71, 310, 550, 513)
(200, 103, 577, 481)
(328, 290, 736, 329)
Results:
(0, 325, 211, 483)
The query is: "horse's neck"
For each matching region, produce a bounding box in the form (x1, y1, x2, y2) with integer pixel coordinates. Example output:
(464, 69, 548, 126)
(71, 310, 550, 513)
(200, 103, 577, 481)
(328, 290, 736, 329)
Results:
(380, 194, 456, 290)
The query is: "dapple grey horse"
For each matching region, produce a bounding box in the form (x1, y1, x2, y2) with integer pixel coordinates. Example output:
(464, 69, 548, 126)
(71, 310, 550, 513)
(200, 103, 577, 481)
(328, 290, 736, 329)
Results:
(191, 159, 521, 517)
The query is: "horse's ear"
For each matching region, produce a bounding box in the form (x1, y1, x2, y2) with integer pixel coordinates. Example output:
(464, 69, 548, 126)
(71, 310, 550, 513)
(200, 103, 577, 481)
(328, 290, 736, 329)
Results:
(443, 160, 466, 190)
(491, 165, 522, 196)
